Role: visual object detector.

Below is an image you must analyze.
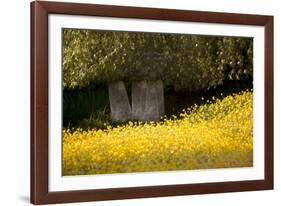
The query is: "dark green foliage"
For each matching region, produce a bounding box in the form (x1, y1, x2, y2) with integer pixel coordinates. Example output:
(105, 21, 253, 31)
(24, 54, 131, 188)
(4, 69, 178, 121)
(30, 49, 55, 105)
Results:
(63, 83, 110, 128)
(77, 107, 110, 129)
(63, 29, 253, 92)
(63, 29, 253, 129)
(218, 38, 253, 81)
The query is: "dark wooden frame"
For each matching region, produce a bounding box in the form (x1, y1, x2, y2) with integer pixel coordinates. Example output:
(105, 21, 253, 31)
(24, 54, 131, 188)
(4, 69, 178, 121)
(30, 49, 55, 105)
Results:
(31, 0, 274, 204)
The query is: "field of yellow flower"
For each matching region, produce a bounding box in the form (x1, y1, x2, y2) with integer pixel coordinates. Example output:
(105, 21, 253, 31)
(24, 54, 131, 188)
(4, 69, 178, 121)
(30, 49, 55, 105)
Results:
(63, 90, 253, 175)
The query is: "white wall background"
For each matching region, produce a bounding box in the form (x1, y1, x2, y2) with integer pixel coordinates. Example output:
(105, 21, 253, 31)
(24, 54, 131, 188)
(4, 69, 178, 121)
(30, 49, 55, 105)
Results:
(0, 0, 280, 205)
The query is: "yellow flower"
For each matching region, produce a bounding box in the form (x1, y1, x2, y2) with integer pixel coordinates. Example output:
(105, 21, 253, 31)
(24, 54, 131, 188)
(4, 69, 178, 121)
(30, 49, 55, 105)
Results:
(63, 90, 253, 176)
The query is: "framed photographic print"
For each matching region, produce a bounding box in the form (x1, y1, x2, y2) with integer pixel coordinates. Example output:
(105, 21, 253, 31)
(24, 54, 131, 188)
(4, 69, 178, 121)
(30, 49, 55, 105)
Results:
(30, 1, 274, 204)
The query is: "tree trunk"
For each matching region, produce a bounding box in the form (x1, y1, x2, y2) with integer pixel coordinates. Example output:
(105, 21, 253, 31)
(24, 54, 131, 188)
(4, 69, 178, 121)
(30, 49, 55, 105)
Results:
(132, 80, 164, 121)
(108, 81, 131, 123)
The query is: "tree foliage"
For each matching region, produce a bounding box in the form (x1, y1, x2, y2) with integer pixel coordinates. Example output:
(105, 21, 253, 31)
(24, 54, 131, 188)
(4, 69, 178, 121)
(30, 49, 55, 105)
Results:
(63, 29, 253, 91)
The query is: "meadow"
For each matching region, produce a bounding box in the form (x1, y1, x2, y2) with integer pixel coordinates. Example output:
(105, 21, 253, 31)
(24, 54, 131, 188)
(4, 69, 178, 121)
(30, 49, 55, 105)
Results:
(63, 90, 253, 175)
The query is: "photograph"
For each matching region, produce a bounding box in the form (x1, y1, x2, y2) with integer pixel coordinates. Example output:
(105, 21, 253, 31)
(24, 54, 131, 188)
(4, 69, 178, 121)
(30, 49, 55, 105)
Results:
(30, 1, 274, 204)
(62, 28, 254, 176)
